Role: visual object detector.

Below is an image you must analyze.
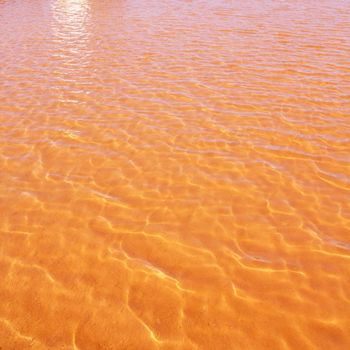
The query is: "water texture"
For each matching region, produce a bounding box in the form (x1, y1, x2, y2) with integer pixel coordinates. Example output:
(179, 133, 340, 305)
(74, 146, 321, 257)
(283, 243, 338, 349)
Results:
(0, 0, 350, 349)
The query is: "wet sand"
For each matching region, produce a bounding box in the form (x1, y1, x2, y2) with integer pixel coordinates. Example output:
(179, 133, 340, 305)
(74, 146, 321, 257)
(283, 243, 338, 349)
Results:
(0, 0, 350, 349)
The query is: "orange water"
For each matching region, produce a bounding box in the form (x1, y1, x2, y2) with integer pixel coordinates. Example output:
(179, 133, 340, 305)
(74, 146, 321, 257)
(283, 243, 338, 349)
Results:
(1, 0, 350, 349)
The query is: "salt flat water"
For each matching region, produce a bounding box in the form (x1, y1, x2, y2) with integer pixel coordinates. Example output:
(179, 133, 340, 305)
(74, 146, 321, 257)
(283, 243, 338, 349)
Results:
(0, 0, 350, 349)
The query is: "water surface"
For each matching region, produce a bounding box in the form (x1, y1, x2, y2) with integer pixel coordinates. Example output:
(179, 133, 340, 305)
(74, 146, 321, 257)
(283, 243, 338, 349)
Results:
(0, 0, 350, 349)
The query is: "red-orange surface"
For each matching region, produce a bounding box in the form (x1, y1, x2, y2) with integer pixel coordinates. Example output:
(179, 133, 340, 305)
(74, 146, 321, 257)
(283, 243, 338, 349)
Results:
(0, 0, 350, 349)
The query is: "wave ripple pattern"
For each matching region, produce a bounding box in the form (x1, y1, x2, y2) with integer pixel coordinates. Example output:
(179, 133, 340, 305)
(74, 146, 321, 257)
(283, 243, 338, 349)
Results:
(0, 0, 350, 349)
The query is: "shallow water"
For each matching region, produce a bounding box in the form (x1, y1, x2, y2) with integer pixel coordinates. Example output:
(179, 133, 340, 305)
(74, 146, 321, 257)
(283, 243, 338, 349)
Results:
(1, 0, 350, 349)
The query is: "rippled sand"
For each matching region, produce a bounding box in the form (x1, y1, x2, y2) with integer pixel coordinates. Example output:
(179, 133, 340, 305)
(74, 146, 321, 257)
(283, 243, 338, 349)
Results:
(1, 0, 350, 349)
